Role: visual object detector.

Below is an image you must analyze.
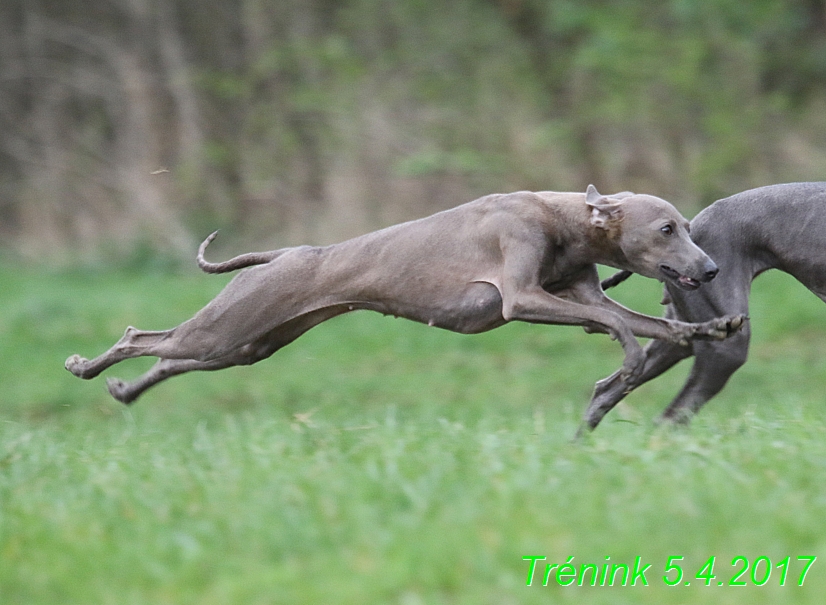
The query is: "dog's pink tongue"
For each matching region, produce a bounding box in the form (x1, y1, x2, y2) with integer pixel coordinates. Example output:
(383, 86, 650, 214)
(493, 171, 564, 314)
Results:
(678, 275, 699, 288)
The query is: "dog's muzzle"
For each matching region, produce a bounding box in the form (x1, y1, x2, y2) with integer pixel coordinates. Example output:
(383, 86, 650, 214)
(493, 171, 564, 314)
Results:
(660, 263, 718, 291)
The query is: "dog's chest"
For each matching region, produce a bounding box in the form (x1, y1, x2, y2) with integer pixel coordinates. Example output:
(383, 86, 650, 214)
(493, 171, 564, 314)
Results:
(538, 243, 590, 293)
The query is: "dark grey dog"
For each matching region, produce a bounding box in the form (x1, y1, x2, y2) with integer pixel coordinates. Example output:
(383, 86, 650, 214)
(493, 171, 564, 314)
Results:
(66, 185, 743, 404)
(582, 182, 826, 431)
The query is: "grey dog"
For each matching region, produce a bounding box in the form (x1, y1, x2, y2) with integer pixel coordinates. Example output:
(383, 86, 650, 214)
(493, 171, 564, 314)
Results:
(582, 182, 826, 431)
(65, 185, 744, 404)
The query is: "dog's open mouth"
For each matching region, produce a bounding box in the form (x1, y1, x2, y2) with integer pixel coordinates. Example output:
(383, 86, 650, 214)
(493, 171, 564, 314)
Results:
(660, 265, 701, 291)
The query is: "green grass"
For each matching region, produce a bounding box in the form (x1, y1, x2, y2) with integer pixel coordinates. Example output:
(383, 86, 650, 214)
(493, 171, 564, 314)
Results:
(2, 264, 826, 603)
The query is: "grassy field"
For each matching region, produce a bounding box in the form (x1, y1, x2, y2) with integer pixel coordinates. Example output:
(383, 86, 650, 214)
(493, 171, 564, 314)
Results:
(2, 262, 826, 604)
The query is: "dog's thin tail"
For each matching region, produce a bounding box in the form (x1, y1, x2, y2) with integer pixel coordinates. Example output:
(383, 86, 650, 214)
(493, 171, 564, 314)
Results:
(600, 269, 633, 291)
(196, 231, 284, 274)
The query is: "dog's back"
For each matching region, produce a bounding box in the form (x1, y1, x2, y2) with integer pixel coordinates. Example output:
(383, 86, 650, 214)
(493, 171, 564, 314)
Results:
(685, 182, 826, 310)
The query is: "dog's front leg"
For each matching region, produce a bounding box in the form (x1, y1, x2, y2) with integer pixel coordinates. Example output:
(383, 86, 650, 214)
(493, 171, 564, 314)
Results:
(501, 286, 646, 381)
(498, 247, 649, 379)
(561, 268, 746, 346)
(671, 315, 747, 344)
(563, 268, 747, 346)
(592, 297, 745, 346)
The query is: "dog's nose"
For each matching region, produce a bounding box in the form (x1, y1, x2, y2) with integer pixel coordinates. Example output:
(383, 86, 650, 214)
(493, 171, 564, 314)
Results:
(704, 266, 719, 281)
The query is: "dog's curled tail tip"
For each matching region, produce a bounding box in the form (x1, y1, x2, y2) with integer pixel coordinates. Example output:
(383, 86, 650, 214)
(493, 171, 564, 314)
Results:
(196, 231, 283, 274)
(202, 230, 219, 249)
(197, 230, 221, 273)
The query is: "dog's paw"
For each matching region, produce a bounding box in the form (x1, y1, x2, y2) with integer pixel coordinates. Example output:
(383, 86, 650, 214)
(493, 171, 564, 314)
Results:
(106, 377, 135, 405)
(65, 354, 90, 378)
(705, 314, 748, 340)
(679, 314, 748, 342)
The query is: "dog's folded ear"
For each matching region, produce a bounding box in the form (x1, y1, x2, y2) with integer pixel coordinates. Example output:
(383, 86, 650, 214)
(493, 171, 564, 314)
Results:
(585, 184, 625, 229)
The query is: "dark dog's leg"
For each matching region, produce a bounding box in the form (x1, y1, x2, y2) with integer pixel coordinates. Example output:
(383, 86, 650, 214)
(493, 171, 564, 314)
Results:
(577, 339, 692, 434)
(579, 315, 750, 431)
(657, 328, 750, 424)
(579, 318, 750, 433)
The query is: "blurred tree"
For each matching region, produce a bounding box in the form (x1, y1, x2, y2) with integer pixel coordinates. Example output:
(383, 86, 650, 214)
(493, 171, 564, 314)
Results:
(1, 0, 825, 261)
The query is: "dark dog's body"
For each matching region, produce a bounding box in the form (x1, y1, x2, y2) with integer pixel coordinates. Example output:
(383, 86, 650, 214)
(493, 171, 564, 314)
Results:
(66, 185, 742, 404)
(583, 182, 826, 430)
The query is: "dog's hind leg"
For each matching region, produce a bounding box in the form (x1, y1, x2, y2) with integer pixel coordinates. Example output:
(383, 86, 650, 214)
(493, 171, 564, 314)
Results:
(578, 338, 692, 434)
(102, 305, 350, 403)
(65, 327, 177, 379)
(106, 357, 241, 403)
(65, 320, 255, 380)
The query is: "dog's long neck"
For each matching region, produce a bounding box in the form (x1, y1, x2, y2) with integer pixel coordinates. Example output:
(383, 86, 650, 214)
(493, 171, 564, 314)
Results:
(570, 205, 628, 270)
(538, 202, 630, 278)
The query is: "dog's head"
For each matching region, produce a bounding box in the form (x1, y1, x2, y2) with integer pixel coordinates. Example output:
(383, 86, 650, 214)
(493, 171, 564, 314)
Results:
(586, 185, 718, 290)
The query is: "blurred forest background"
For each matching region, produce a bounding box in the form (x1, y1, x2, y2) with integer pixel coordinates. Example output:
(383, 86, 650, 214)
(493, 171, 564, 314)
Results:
(2, 0, 826, 262)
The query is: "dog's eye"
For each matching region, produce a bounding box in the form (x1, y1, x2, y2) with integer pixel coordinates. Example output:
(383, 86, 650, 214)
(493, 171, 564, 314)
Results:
(660, 225, 674, 236)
